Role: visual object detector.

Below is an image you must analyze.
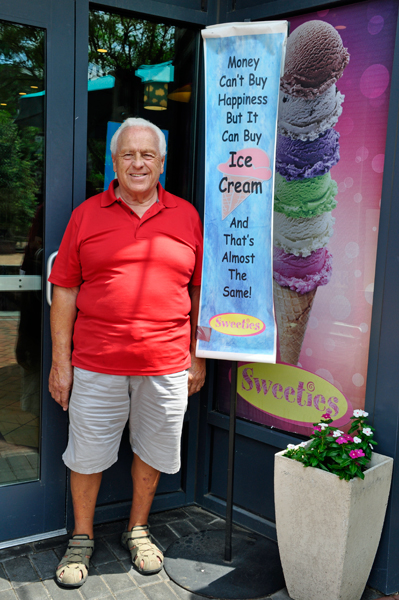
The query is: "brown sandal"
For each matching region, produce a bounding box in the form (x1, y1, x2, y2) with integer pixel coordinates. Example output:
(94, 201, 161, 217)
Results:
(121, 525, 163, 575)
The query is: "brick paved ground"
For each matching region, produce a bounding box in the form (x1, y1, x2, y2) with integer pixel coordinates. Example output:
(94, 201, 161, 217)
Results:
(0, 506, 387, 600)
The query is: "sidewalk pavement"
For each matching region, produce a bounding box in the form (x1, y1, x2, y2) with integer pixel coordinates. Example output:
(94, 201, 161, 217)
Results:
(0, 506, 389, 600)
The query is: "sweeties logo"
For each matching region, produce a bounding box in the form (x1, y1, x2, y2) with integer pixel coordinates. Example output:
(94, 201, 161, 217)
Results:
(210, 313, 265, 337)
(238, 362, 352, 427)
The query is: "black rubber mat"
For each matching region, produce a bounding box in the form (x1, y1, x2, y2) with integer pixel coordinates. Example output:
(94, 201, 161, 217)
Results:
(164, 529, 285, 600)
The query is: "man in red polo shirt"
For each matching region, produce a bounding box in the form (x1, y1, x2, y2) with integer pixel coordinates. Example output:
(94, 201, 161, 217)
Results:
(48, 118, 205, 587)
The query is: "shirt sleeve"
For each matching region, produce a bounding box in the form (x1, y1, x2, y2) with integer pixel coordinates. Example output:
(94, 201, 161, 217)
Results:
(48, 211, 83, 288)
(190, 213, 203, 286)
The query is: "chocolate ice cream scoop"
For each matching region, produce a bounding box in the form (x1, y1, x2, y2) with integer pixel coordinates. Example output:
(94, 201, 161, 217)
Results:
(280, 20, 350, 98)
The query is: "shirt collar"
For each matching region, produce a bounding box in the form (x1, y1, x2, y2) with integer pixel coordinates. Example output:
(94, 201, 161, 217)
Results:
(101, 180, 177, 208)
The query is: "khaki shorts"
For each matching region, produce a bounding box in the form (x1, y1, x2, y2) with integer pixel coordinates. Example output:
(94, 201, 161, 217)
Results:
(62, 367, 188, 475)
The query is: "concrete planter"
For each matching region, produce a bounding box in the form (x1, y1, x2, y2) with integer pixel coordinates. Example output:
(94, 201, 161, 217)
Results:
(274, 448, 393, 600)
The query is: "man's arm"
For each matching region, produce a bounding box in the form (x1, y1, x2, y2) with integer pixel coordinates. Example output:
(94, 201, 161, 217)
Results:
(188, 284, 206, 397)
(48, 284, 79, 410)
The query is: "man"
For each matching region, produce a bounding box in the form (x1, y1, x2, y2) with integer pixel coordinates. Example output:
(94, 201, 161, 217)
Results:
(48, 117, 205, 587)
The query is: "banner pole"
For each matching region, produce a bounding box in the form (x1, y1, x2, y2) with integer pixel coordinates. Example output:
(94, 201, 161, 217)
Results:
(225, 360, 238, 562)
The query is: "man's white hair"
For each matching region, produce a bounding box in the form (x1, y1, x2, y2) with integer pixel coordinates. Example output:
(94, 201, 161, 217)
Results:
(110, 117, 166, 157)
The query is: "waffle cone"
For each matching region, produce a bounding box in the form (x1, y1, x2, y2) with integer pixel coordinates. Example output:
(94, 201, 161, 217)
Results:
(222, 175, 252, 220)
(273, 279, 317, 365)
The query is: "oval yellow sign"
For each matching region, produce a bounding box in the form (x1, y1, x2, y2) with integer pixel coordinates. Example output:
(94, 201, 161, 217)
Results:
(209, 313, 265, 337)
(238, 362, 352, 427)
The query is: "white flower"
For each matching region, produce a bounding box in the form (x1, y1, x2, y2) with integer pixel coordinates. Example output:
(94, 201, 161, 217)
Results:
(299, 442, 308, 448)
(363, 427, 372, 436)
(287, 444, 296, 450)
(353, 437, 362, 444)
(354, 409, 369, 418)
(369, 443, 373, 449)
(318, 423, 329, 430)
(332, 430, 344, 438)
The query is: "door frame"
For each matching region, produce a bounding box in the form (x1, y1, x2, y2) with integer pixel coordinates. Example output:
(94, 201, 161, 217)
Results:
(0, 0, 75, 544)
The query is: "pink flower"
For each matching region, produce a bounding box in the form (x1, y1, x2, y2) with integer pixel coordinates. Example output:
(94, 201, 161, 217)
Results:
(313, 426, 322, 433)
(336, 437, 348, 444)
(322, 413, 331, 419)
(343, 434, 354, 442)
(349, 449, 366, 459)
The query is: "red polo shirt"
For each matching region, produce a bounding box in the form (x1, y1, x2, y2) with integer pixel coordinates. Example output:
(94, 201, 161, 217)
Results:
(49, 181, 203, 375)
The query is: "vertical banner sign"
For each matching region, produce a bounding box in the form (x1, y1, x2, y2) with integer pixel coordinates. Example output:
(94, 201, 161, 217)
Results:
(197, 22, 288, 363)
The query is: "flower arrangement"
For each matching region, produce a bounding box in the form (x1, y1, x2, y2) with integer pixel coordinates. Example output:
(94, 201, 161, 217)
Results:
(284, 410, 377, 481)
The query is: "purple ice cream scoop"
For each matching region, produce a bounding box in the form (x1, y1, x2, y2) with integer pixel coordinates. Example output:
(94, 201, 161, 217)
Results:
(276, 128, 340, 181)
(273, 246, 333, 293)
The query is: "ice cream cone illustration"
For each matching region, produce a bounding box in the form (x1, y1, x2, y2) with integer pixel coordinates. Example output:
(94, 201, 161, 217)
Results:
(218, 148, 271, 220)
(221, 174, 253, 220)
(273, 20, 349, 364)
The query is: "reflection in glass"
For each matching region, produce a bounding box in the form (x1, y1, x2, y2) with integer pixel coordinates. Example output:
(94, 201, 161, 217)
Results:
(0, 20, 45, 485)
(87, 10, 198, 201)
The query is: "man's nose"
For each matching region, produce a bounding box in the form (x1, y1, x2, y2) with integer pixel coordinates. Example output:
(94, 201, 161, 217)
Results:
(132, 153, 144, 166)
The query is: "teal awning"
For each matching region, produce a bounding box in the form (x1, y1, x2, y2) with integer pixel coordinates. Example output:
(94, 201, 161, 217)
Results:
(135, 61, 174, 83)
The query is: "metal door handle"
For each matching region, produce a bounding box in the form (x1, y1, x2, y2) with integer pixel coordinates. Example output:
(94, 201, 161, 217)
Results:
(46, 251, 58, 306)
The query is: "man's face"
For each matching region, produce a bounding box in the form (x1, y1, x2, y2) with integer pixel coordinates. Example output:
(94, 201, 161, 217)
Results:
(112, 126, 165, 202)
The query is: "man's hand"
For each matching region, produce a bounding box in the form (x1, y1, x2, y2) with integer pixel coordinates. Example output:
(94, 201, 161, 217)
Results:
(49, 285, 79, 411)
(188, 354, 206, 397)
(49, 361, 73, 411)
(188, 284, 205, 396)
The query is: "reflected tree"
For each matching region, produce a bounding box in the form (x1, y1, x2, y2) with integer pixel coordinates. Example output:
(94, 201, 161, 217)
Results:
(0, 114, 40, 243)
(89, 11, 175, 75)
(87, 11, 176, 194)
(0, 21, 44, 115)
(0, 21, 44, 246)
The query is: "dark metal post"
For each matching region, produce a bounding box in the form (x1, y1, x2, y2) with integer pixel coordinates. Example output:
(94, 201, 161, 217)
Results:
(225, 361, 238, 562)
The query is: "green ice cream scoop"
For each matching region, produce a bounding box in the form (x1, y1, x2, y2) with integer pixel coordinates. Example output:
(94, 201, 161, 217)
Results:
(274, 172, 338, 218)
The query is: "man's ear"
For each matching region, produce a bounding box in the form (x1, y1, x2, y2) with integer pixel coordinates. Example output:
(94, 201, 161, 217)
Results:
(112, 155, 117, 173)
(160, 156, 165, 174)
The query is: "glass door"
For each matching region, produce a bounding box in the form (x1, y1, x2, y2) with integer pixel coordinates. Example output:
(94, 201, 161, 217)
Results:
(0, 19, 45, 486)
(81, 6, 201, 520)
(0, 0, 75, 544)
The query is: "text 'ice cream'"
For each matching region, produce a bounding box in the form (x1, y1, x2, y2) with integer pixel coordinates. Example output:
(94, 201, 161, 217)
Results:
(218, 148, 271, 219)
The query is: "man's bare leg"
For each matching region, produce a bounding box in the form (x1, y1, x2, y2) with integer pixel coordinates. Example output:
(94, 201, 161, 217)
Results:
(128, 453, 160, 529)
(71, 471, 103, 538)
(57, 471, 102, 583)
(127, 454, 161, 570)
